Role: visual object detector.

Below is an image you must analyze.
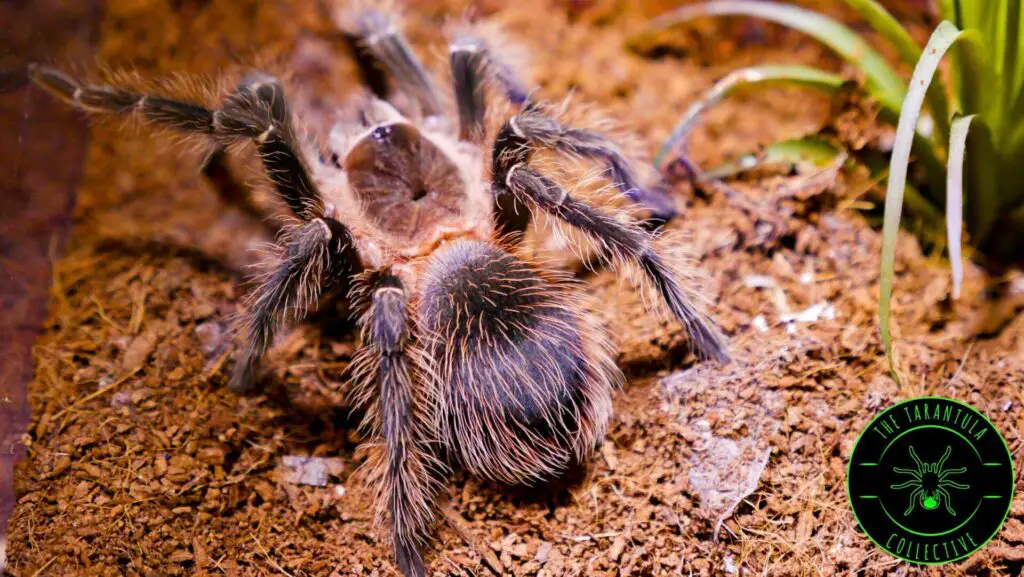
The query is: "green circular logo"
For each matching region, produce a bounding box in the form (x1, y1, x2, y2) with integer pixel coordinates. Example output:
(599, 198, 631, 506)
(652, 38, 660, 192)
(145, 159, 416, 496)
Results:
(847, 397, 1014, 564)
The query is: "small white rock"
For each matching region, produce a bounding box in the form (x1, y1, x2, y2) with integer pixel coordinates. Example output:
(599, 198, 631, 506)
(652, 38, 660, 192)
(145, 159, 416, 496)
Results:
(281, 455, 345, 487)
(780, 301, 836, 324)
(743, 275, 776, 289)
(752, 315, 769, 333)
(724, 554, 737, 574)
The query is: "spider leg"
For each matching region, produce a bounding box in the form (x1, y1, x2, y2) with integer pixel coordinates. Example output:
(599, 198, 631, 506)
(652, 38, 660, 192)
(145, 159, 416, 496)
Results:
(938, 467, 967, 479)
(450, 32, 672, 222)
(489, 120, 534, 237)
(936, 445, 952, 470)
(449, 33, 532, 142)
(339, 8, 443, 117)
(218, 72, 324, 220)
(455, 32, 531, 107)
(200, 147, 270, 223)
(29, 65, 215, 130)
(341, 32, 390, 101)
(904, 488, 922, 516)
(353, 272, 443, 577)
(890, 479, 918, 489)
(908, 445, 925, 470)
(230, 217, 361, 393)
(449, 36, 488, 142)
(492, 146, 729, 363)
(938, 488, 957, 516)
(892, 466, 922, 479)
(28, 66, 323, 221)
(939, 478, 969, 490)
(499, 110, 678, 224)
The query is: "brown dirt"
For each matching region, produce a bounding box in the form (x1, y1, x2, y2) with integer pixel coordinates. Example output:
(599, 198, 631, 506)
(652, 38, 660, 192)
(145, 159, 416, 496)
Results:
(6, 0, 1024, 576)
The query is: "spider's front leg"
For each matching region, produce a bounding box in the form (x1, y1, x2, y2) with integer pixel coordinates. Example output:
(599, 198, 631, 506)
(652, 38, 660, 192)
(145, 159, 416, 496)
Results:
(351, 272, 443, 577)
(448, 37, 489, 143)
(448, 33, 532, 142)
(492, 118, 730, 363)
(336, 6, 443, 118)
(442, 29, 678, 226)
(495, 108, 679, 226)
(28, 66, 322, 221)
(28, 65, 365, 390)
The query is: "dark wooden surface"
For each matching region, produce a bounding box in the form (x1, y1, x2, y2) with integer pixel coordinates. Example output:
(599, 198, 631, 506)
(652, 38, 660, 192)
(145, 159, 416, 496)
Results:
(0, 0, 102, 563)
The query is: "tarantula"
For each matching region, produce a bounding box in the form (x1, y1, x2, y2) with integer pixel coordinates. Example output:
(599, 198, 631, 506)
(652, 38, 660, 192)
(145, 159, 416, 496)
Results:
(29, 5, 728, 575)
(891, 446, 970, 516)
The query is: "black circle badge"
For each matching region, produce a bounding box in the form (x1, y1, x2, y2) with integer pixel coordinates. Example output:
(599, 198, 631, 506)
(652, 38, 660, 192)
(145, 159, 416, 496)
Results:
(847, 397, 1014, 564)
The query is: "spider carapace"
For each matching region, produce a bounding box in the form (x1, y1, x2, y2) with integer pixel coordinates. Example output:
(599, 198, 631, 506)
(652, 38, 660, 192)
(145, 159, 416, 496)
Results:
(29, 3, 729, 575)
(344, 121, 486, 250)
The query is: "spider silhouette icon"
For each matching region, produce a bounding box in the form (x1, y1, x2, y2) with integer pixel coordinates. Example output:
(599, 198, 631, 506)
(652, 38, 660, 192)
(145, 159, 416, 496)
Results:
(891, 446, 970, 516)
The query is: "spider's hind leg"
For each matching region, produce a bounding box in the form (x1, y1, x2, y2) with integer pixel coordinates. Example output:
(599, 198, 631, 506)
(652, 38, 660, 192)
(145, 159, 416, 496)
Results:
(351, 272, 445, 577)
(418, 240, 620, 486)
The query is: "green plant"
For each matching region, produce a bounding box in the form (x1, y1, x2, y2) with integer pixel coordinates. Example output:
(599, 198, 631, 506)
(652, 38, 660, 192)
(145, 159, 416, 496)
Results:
(630, 0, 1024, 379)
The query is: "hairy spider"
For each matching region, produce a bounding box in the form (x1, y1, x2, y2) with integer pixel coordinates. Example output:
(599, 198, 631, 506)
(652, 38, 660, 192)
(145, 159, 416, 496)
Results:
(29, 4, 729, 575)
(891, 445, 970, 516)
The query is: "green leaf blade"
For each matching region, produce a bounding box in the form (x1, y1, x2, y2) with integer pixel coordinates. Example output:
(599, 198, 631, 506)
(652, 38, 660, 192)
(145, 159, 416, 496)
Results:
(946, 115, 974, 300)
(1002, 0, 1021, 114)
(655, 65, 846, 169)
(880, 20, 967, 383)
(841, 0, 922, 65)
(705, 137, 844, 179)
(839, 0, 951, 145)
(630, 1, 907, 114)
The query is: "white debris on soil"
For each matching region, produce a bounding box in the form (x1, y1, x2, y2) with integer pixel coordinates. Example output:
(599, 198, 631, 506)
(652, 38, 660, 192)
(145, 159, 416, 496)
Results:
(689, 424, 775, 539)
(780, 302, 836, 325)
(743, 274, 790, 316)
(752, 315, 769, 333)
(193, 320, 232, 368)
(723, 553, 738, 574)
(661, 349, 785, 541)
(744, 274, 837, 334)
(742, 275, 776, 289)
(281, 455, 345, 487)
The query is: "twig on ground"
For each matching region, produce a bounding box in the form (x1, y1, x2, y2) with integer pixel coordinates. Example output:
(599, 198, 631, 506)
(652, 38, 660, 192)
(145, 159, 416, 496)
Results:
(52, 367, 141, 422)
(560, 531, 622, 542)
(28, 556, 57, 577)
(250, 533, 295, 577)
(440, 503, 504, 576)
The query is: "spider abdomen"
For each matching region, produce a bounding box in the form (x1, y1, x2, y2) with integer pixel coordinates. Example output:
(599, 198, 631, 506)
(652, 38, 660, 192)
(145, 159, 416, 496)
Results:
(418, 241, 619, 485)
